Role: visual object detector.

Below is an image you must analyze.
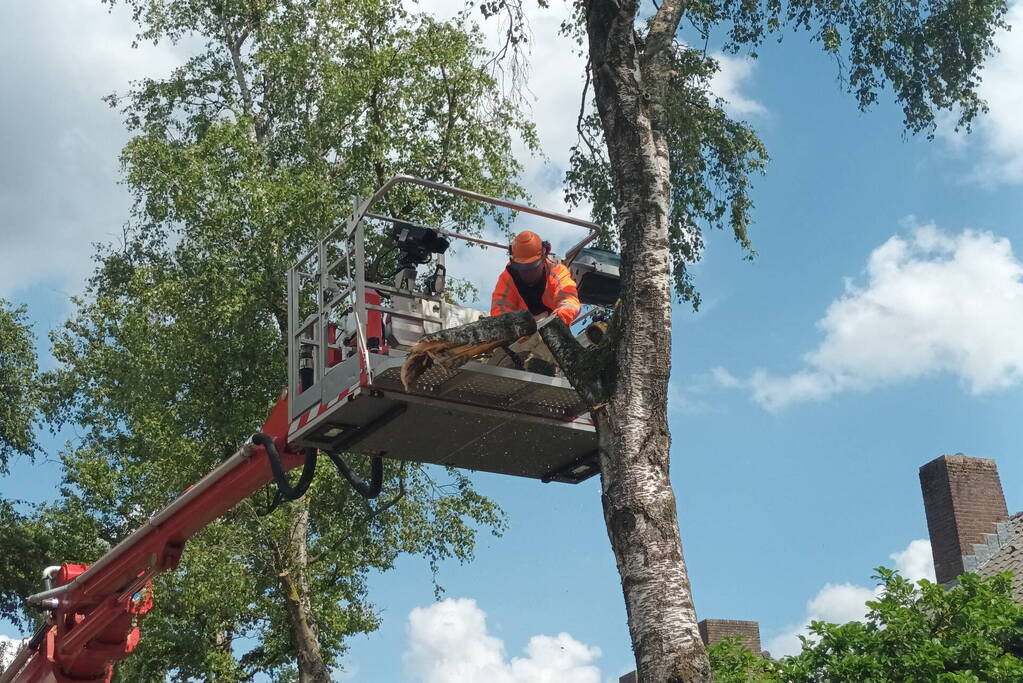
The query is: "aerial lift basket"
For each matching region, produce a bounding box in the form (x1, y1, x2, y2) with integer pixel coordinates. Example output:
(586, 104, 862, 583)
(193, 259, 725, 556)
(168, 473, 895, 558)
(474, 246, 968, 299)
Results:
(285, 176, 610, 484)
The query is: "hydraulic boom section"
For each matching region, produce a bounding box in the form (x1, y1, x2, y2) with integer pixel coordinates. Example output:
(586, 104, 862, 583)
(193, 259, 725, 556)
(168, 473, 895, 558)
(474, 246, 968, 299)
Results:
(0, 393, 299, 683)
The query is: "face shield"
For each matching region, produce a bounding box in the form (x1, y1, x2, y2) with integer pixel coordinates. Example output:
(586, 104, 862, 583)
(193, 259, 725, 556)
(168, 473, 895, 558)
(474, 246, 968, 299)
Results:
(509, 256, 546, 285)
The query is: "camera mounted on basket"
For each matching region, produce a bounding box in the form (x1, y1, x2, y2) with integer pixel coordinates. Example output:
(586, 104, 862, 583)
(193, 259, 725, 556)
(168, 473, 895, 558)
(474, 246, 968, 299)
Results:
(388, 220, 449, 295)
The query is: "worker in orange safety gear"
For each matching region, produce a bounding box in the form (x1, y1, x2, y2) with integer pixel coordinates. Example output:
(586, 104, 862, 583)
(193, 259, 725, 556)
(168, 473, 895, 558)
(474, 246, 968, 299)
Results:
(488, 230, 581, 371)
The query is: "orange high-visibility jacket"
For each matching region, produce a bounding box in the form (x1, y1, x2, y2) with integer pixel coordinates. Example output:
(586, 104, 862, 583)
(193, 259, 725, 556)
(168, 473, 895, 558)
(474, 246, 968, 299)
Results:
(490, 259, 581, 327)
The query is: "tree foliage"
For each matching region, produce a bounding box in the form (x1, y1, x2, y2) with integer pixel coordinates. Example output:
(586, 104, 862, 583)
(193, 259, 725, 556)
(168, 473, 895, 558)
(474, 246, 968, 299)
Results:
(8, 0, 535, 679)
(565, 53, 768, 305)
(0, 300, 52, 631)
(562, 0, 1008, 305)
(467, 0, 1009, 676)
(712, 0, 1008, 135)
(709, 569, 1023, 682)
(0, 300, 39, 471)
(0, 499, 106, 631)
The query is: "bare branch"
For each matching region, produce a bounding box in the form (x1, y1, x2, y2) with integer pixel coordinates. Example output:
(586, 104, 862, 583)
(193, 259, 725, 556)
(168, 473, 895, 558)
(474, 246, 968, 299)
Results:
(575, 64, 592, 142)
(433, 64, 459, 182)
(574, 64, 604, 164)
(480, 0, 534, 101)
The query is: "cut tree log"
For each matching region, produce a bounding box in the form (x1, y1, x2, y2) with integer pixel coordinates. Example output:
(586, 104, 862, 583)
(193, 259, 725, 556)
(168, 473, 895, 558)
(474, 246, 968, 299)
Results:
(399, 307, 616, 413)
(400, 310, 537, 390)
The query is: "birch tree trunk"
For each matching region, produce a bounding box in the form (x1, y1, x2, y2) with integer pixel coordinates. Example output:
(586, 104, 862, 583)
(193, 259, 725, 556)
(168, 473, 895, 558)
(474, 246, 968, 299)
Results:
(583, 0, 711, 678)
(278, 500, 332, 683)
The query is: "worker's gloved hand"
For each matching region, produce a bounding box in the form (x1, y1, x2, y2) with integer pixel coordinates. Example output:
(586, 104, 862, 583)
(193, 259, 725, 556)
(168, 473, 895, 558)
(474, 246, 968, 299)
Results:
(554, 306, 576, 326)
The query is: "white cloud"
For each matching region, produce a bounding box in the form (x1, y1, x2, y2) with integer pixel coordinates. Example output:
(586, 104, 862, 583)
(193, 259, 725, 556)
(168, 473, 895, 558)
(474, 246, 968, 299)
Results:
(766, 540, 934, 657)
(717, 220, 1023, 410)
(709, 53, 766, 119)
(938, 2, 1023, 184)
(404, 598, 602, 683)
(767, 583, 877, 657)
(710, 366, 741, 388)
(890, 539, 936, 584)
(668, 375, 726, 416)
(1, 635, 25, 671)
(0, 1, 182, 299)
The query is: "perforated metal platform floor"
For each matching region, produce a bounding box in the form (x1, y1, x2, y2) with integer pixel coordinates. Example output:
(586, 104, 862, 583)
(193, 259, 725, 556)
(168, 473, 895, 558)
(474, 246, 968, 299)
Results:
(290, 354, 598, 483)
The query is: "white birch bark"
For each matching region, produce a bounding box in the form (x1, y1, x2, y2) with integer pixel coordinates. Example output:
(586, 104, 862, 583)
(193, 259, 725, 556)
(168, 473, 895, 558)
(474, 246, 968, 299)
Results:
(582, 0, 711, 678)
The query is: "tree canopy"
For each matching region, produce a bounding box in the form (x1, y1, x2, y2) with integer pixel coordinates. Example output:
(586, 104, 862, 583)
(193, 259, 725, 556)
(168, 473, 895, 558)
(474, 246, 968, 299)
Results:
(535, 0, 1011, 673)
(0, 300, 39, 471)
(710, 569, 1023, 682)
(561, 0, 1008, 304)
(0, 299, 51, 632)
(4, 0, 536, 679)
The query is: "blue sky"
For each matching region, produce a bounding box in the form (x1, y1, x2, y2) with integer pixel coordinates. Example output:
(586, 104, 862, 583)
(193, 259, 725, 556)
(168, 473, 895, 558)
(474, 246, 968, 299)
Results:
(3, 0, 1023, 681)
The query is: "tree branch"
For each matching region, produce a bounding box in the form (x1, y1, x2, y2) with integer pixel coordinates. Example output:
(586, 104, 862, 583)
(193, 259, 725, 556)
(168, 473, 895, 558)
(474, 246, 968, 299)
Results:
(575, 64, 604, 163)
(536, 315, 614, 409)
(221, 19, 259, 141)
(319, 475, 408, 583)
(400, 310, 536, 390)
(433, 65, 460, 182)
(642, 0, 686, 75)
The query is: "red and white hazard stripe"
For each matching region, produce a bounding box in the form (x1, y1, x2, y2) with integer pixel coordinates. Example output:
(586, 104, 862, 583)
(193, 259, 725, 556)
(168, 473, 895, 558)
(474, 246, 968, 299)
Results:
(288, 383, 361, 436)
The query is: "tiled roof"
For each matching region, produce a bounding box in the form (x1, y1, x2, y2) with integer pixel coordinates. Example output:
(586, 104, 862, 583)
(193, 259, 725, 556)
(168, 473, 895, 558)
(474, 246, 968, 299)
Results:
(964, 512, 1023, 602)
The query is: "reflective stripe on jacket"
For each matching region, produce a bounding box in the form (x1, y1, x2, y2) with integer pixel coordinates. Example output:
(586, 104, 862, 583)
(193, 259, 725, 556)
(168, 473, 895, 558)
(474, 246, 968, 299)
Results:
(490, 259, 581, 326)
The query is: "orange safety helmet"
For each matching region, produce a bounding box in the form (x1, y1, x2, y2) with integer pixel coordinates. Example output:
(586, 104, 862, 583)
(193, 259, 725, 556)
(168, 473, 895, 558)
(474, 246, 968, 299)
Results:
(509, 230, 547, 267)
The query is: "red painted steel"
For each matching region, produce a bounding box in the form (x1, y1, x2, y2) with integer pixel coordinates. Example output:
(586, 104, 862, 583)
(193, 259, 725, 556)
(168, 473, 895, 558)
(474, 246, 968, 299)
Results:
(3, 391, 299, 683)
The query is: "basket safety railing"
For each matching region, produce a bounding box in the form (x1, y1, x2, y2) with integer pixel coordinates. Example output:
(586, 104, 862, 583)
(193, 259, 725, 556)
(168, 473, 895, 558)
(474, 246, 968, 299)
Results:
(287, 176, 601, 422)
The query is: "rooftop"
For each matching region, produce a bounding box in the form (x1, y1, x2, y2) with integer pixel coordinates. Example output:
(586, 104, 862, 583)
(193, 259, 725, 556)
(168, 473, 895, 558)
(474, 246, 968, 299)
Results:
(966, 511, 1023, 601)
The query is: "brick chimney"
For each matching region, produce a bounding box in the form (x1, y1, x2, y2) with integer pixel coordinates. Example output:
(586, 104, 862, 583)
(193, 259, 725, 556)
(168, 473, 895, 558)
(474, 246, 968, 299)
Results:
(698, 619, 762, 653)
(919, 454, 1009, 584)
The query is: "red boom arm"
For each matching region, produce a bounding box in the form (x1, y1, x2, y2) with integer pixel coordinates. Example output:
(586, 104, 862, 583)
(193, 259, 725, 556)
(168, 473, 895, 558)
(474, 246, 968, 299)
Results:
(1, 390, 300, 683)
